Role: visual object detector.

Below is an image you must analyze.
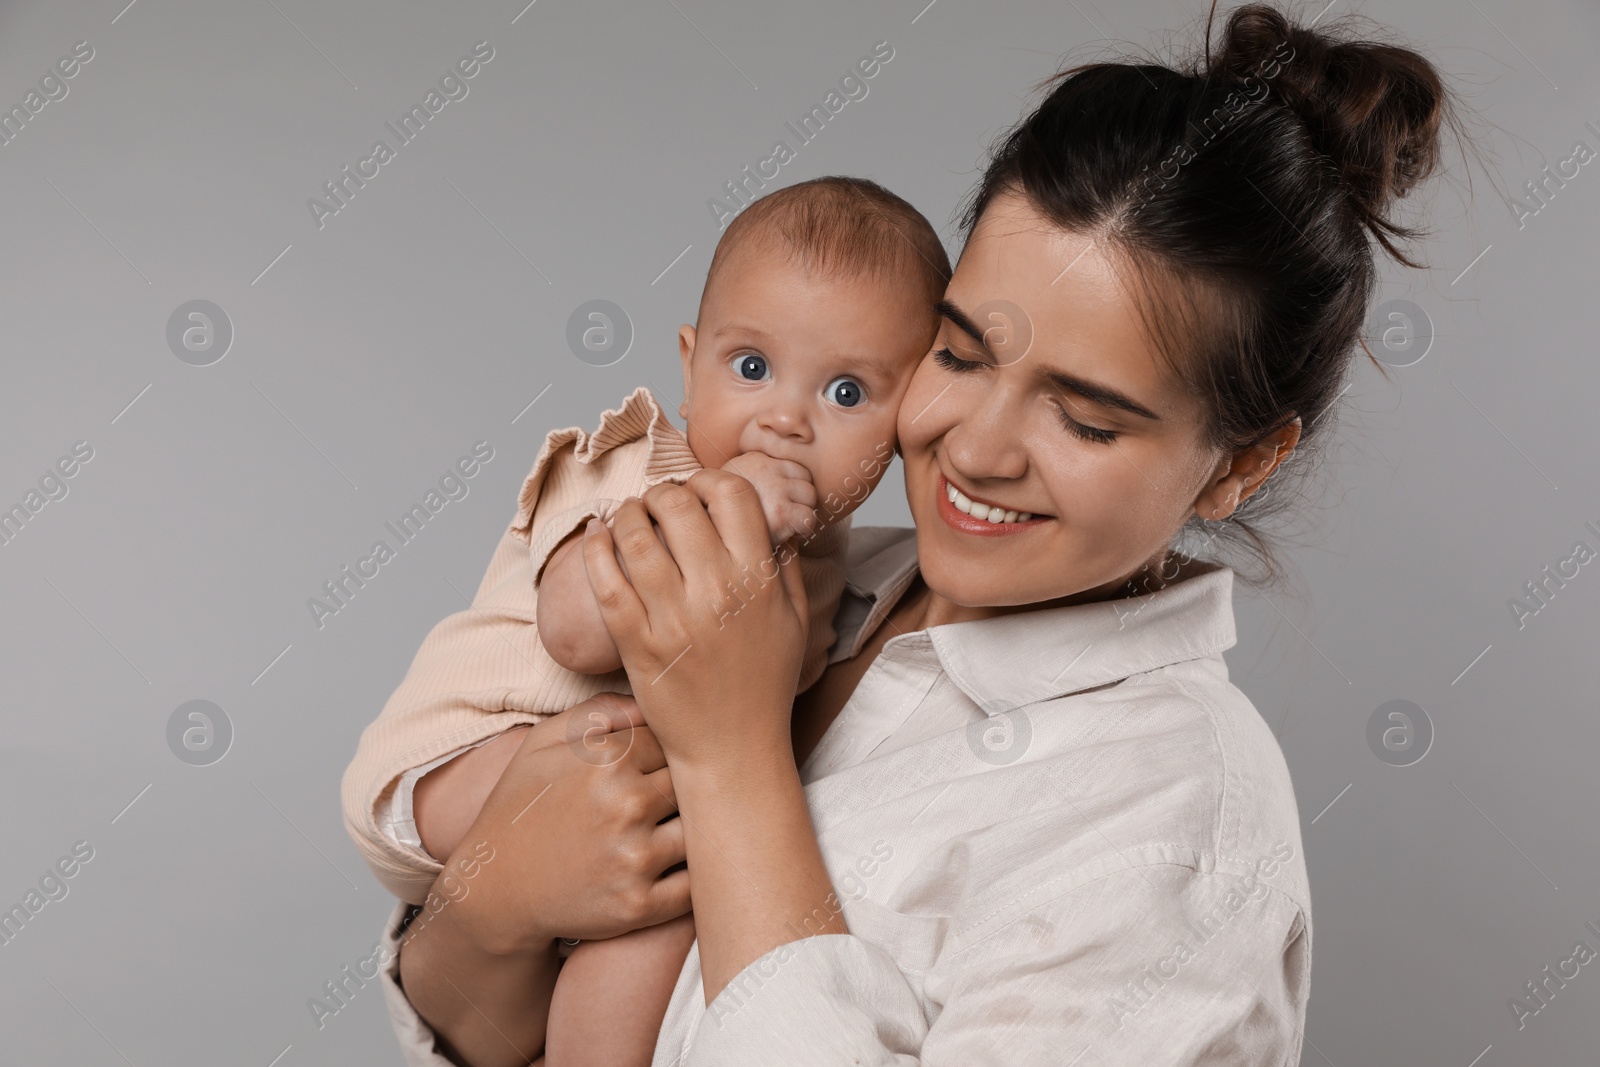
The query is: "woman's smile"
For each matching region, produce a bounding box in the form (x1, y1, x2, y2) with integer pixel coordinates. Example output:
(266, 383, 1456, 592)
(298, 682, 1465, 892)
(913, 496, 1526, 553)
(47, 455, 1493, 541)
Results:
(936, 472, 1048, 536)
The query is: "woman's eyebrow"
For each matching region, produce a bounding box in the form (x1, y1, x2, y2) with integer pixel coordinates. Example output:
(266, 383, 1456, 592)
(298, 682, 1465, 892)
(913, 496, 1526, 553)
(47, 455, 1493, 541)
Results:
(1040, 369, 1163, 421)
(938, 299, 1162, 421)
(935, 300, 990, 351)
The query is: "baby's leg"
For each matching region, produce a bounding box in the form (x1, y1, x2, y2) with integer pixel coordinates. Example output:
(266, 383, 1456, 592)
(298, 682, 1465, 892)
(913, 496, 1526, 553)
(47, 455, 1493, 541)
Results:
(544, 913, 696, 1067)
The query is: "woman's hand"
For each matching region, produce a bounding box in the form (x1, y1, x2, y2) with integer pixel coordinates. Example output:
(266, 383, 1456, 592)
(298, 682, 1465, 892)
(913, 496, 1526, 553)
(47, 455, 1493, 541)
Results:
(581, 470, 810, 774)
(400, 694, 690, 1067)
(581, 472, 844, 1002)
(455, 693, 689, 952)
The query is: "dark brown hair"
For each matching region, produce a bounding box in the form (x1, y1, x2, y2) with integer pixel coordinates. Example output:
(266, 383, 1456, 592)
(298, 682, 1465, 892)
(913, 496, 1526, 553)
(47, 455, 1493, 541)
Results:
(960, 4, 1454, 585)
(705, 175, 951, 318)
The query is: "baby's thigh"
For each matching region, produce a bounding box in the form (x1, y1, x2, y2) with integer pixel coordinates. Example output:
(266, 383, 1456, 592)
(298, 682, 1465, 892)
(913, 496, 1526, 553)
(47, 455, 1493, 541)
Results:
(566, 913, 696, 974)
(546, 915, 697, 1066)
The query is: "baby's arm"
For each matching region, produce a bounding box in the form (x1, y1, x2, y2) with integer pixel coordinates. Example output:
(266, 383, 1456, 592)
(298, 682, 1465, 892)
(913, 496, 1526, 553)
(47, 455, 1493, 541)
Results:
(538, 532, 624, 674)
(538, 453, 819, 675)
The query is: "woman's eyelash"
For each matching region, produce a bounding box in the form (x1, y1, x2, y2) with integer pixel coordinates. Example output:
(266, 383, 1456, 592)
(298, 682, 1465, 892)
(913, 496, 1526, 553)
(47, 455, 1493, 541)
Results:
(1052, 401, 1119, 444)
(936, 347, 1119, 444)
(933, 347, 982, 372)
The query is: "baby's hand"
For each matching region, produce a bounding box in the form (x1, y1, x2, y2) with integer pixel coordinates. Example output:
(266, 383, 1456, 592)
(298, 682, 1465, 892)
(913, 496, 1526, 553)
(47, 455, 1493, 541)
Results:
(721, 451, 821, 546)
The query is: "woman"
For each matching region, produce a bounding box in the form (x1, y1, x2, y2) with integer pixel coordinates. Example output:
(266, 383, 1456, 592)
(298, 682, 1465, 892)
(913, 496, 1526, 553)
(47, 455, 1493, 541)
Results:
(373, 7, 1450, 1064)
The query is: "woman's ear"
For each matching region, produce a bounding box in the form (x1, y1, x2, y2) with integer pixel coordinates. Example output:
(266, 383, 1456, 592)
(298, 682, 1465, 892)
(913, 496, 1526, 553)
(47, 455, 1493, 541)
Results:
(677, 324, 697, 420)
(1193, 417, 1301, 521)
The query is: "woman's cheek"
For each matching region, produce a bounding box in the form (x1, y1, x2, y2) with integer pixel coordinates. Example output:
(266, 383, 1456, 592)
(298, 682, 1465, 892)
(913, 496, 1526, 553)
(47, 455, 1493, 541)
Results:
(895, 359, 953, 450)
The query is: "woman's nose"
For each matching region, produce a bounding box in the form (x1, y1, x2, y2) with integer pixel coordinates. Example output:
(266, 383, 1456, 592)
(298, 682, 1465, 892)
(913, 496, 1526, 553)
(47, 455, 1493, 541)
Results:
(944, 390, 1027, 481)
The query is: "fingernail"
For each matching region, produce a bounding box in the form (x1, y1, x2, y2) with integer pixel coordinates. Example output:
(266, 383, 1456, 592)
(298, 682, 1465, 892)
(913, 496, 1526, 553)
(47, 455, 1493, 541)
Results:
(586, 518, 601, 535)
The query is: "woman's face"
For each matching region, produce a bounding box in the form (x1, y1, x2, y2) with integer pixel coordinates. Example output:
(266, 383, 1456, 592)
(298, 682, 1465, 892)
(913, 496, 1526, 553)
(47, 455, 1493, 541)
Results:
(898, 189, 1246, 611)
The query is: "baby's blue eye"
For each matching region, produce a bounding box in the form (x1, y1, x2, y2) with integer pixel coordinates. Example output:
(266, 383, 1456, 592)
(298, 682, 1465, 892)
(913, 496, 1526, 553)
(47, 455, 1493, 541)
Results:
(826, 377, 865, 408)
(735, 354, 769, 381)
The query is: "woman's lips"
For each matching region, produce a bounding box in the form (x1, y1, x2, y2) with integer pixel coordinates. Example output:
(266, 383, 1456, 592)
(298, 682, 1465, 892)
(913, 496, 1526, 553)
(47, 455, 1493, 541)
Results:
(936, 474, 1048, 537)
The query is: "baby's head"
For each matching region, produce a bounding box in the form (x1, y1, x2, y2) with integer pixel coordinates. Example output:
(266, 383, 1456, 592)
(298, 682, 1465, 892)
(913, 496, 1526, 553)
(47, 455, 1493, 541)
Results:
(677, 176, 950, 525)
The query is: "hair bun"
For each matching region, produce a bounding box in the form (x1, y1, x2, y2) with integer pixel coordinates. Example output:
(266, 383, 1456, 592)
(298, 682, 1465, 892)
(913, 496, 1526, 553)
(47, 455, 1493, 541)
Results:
(1206, 5, 1447, 256)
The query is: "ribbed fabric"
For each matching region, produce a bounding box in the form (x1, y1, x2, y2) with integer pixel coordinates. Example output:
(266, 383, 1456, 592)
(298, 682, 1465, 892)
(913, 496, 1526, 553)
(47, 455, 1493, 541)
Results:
(340, 387, 851, 903)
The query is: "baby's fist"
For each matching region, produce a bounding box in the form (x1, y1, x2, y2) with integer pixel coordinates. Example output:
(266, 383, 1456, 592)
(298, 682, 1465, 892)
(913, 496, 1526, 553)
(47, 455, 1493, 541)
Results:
(721, 451, 821, 546)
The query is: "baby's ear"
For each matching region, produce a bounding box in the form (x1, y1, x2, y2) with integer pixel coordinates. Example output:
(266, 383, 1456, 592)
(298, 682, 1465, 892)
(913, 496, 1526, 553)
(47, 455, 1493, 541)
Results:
(677, 324, 697, 418)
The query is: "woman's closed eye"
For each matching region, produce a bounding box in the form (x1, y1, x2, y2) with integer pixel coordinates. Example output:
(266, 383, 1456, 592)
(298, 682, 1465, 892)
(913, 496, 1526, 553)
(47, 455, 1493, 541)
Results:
(1050, 397, 1119, 444)
(933, 346, 983, 373)
(935, 347, 1120, 444)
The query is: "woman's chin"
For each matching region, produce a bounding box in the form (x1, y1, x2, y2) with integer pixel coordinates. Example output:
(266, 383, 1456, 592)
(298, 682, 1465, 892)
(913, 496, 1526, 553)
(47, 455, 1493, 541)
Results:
(912, 542, 1043, 611)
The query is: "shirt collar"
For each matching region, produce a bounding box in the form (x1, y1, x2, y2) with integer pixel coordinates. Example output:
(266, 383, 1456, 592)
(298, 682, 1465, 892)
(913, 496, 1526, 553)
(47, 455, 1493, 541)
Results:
(831, 527, 1238, 715)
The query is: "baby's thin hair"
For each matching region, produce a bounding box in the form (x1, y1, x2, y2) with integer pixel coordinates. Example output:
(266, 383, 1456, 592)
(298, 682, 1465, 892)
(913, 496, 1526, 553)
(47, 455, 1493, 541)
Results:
(703, 176, 951, 313)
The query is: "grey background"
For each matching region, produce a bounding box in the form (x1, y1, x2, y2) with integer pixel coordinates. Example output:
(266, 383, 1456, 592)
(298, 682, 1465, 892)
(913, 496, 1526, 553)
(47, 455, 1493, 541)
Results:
(0, 0, 1595, 1063)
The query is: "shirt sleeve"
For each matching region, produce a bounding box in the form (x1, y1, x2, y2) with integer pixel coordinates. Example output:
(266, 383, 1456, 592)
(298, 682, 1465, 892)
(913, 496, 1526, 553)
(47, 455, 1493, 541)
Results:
(682, 863, 1310, 1066)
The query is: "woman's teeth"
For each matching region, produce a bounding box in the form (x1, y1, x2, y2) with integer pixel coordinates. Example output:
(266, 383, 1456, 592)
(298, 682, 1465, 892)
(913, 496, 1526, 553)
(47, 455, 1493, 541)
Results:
(946, 481, 1032, 524)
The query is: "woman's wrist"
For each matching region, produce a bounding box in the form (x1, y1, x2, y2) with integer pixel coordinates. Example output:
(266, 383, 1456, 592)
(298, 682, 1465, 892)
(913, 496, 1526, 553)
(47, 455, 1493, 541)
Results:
(669, 727, 798, 797)
(400, 835, 561, 1063)
(668, 742, 846, 999)
(436, 833, 560, 958)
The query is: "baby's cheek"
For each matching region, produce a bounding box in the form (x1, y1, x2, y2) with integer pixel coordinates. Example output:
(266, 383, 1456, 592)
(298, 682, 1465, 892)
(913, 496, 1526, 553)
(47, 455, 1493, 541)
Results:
(852, 413, 901, 477)
(685, 407, 745, 471)
(812, 422, 900, 516)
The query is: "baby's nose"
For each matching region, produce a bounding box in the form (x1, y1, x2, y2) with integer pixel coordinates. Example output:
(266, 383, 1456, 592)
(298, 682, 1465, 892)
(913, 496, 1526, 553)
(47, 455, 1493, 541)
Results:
(750, 399, 813, 444)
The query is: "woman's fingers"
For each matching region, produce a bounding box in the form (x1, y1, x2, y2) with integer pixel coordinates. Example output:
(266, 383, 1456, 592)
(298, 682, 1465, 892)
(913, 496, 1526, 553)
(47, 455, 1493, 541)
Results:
(645, 866, 692, 926)
(532, 693, 644, 754)
(640, 764, 676, 818)
(607, 497, 686, 601)
(684, 468, 779, 565)
(566, 694, 645, 743)
(640, 480, 728, 575)
(778, 539, 809, 625)
(432, 712, 688, 952)
(623, 724, 668, 776)
(581, 510, 649, 635)
(520, 713, 575, 752)
(648, 813, 685, 872)
(583, 691, 646, 730)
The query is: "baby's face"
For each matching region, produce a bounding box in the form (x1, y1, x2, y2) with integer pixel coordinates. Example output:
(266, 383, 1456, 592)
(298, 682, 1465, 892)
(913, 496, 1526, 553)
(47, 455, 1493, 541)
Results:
(678, 250, 934, 523)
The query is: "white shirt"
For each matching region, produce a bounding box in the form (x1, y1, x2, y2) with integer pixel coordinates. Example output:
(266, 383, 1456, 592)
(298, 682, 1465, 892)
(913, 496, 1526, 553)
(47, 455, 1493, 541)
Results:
(377, 526, 1312, 1066)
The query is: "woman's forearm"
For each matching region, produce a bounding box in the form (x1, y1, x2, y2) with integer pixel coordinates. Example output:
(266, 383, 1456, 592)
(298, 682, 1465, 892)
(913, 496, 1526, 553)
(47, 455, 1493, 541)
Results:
(399, 890, 560, 1067)
(673, 746, 845, 1001)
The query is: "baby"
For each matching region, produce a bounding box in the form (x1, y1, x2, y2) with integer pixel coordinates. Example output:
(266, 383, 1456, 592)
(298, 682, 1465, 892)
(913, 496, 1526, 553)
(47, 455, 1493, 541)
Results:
(342, 175, 950, 1065)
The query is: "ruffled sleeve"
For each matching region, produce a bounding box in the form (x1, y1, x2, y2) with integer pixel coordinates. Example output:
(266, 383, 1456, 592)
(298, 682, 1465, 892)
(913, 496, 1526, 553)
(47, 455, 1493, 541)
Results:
(511, 386, 702, 586)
